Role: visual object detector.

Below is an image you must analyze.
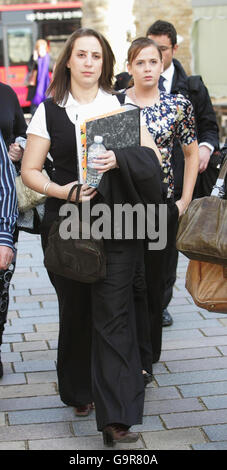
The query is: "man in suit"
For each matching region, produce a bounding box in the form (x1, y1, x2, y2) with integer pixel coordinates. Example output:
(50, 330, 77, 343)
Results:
(147, 20, 219, 326)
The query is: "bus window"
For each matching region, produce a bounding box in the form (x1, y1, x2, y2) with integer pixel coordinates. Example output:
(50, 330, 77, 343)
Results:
(0, 28, 3, 67)
(0, 2, 82, 107)
(41, 18, 81, 62)
(7, 27, 32, 65)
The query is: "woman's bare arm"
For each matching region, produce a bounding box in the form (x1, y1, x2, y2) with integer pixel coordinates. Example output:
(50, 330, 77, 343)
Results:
(21, 134, 96, 202)
(176, 140, 199, 216)
(140, 125, 162, 165)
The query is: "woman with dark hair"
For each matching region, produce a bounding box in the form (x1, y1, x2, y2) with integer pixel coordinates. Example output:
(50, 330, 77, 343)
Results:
(121, 37, 199, 364)
(126, 37, 198, 211)
(21, 28, 163, 446)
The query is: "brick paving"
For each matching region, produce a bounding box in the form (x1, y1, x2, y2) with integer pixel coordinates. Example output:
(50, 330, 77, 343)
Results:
(0, 231, 227, 450)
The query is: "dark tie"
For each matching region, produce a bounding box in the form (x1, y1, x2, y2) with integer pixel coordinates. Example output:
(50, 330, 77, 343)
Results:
(158, 75, 166, 91)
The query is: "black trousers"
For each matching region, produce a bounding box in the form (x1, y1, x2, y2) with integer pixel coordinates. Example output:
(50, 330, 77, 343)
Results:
(41, 230, 93, 406)
(162, 205, 179, 311)
(135, 200, 179, 364)
(133, 250, 153, 374)
(92, 239, 145, 431)
(134, 241, 166, 365)
(42, 228, 145, 431)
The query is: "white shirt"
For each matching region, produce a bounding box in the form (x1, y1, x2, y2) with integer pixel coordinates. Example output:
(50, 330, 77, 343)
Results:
(160, 62, 175, 94)
(27, 89, 121, 139)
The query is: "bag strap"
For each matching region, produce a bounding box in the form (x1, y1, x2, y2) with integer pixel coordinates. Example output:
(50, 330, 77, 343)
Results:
(187, 75, 202, 92)
(115, 92, 126, 105)
(211, 156, 227, 197)
(56, 184, 82, 224)
(66, 183, 82, 205)
(218, 155, 227, 179)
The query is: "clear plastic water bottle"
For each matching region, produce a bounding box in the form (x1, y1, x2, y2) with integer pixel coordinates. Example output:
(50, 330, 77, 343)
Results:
(86, 135, 106, 188)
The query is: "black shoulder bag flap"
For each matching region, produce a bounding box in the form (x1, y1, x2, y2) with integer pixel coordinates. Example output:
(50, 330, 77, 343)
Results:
(44, 184, 106, 283)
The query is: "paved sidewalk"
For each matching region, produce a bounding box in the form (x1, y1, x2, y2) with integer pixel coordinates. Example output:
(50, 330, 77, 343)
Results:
(0, 231, 227, 450)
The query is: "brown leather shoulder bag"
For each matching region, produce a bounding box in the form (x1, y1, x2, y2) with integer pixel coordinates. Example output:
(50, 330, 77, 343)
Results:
(176, 157, 227, 265)
(186, 260, 227, 313)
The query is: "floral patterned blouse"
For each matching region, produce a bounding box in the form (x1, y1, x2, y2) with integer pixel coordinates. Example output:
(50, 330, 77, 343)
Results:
(125, 91, 197, 198)
(141, 92, 197, 198)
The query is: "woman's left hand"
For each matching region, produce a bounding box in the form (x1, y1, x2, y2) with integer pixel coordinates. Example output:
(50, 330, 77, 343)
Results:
(79, 183, 97, 202)
(175, 198, 189, 217)
(9, 143, 23, 162)
(93, 150, 118, 174)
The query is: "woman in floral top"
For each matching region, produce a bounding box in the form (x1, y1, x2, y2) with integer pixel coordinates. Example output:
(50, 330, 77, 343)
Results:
(123, 37, 199, 370)
(142, 92, 196, 198)
(125, 37, 199, 207)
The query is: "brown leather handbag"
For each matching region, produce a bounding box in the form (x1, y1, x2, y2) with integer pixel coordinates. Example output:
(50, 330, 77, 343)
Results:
(176, 157, 227, 266)
(186, 260, 227, 313)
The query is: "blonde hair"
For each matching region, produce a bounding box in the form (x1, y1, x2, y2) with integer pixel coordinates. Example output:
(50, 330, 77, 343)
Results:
(35, 39, 48, 52)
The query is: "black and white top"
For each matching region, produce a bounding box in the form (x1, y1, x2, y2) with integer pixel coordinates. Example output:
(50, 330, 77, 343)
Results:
(27, 89, 121, 217)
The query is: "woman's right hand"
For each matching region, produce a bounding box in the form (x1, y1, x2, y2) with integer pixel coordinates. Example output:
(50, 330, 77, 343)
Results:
(62, 182, 97, 202)
(33, 50, 38, 61)
(9, 142, 23, 162)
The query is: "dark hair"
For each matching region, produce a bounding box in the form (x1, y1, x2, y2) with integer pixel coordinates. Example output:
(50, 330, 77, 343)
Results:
(146, 20, 177, 47)
(48, 28, 115, 104)
(127, 37, 162, 65)
(114, 72, 131, 91)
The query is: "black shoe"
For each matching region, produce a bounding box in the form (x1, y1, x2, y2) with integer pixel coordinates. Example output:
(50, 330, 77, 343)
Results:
(74, 403, 95, 416)
(143, 372, 153, 387)
(103, 424, 139, 447)
(0, 358, 3, 379)
(162, 309, 173, 327)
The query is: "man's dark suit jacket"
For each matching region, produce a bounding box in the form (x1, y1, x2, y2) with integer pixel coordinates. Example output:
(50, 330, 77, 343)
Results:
(170, 58, 219, 199)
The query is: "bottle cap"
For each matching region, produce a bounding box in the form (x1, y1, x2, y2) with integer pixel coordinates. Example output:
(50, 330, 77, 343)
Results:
(94, 135, 103, 144)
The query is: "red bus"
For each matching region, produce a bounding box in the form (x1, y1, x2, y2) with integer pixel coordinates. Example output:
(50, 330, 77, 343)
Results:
(0, 2, 82, 107)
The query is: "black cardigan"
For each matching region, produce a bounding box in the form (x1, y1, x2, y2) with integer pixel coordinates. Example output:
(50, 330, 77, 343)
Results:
(98, 145, 163, 206)
(97, 146, 165, 239)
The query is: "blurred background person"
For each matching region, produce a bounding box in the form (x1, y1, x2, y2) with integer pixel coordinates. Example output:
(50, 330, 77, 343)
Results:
(113, 71, 131, 91)
(27, 39, 53, 116)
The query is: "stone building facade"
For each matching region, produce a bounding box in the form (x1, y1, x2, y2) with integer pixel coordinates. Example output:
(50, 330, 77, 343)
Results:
(133, 0, 193, 75)
(0, 0, 193, 74)
(81, 0, 193, 74)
